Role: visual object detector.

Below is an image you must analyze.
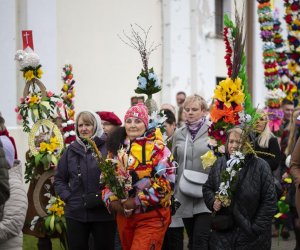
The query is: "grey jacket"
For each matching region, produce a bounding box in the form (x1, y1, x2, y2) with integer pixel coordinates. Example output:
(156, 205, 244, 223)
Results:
(0, 140, 9, 205)
(0, 161, 28, 250)
(172, 121, 211, 218)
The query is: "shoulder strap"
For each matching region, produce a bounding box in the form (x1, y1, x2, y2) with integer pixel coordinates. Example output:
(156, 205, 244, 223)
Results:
(183, 135, 189, 170)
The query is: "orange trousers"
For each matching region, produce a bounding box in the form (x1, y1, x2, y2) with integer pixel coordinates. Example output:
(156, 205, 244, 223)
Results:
(116, 207, 171, 250)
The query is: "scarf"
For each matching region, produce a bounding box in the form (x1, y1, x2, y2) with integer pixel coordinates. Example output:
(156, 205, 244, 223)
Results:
(186, 117, 205, 140)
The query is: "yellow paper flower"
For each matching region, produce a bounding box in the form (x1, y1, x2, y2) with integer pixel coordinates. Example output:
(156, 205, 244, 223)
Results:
(201, 150, 217, 169)
(57, 198, 65, 206)
(280, 196, 286, 201)
(47, 143, 57, 153)
(37, 68, 43, 78)
(48, 203, 58, 212)
(63, 84, 69, 92)
(30, 95, 40, 104)
(55, 206, 64, 217)
(274, 212, 283, 219)
(40, 142, 48, 152)
(50, 136, 59, 146)
(284, 177, 292, 184)
(24, 70, 35, 80)
(213, 77, 245, 107)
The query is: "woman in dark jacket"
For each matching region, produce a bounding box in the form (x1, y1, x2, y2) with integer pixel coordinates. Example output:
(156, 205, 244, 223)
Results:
(54, 111, 115, 250)
(203, 127, 277, 250)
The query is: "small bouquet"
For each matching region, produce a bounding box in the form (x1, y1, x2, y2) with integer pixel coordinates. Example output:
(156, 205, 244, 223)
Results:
(15, 91, 60, 132)
(30, 194, 68, 249)
(15, 50, 43, 81)
(136, 67, 161, 97)
(215, 151, 245, 207)
(85, 138, 131, 199)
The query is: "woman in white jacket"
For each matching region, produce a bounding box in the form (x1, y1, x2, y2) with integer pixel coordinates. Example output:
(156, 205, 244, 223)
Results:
(0, 136, 28, 250)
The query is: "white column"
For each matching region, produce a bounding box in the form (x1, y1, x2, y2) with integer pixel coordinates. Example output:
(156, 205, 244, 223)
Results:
(194, 0, 219, 101)
(161, 0, 191, 106)
(0, 0, 17, 126)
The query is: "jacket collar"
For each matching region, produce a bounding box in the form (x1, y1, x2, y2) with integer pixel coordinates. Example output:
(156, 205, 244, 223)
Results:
(69, 135, 106, 156)
(180, 120, 209, 141)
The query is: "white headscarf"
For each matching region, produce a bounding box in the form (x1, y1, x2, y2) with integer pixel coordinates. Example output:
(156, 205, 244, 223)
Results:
(75, 111, 104, 142)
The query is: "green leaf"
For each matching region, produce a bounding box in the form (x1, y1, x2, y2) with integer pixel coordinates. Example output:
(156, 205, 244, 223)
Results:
(32, 108, 39, 120)
(50, 214, 55, 231)
(41, 101, 51, 110)
(44, 216, 52, 230)
(51, 155, 58, 166)
(35, 154, 43, 166)
(55, 222, 62, 234)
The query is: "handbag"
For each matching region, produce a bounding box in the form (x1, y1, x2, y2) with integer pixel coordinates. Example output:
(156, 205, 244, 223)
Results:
(77, 157, 104, 209)
(178, 136, 208, 198)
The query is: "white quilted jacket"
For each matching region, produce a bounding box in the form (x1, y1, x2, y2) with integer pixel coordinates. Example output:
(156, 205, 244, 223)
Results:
(0, 161, 28, 250)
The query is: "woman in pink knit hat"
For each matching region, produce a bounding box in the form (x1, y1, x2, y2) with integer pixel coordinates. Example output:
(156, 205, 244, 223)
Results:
(102, 103, 176, 250)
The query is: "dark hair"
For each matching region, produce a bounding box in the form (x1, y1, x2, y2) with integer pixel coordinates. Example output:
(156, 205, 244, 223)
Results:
(161, 109, 176, 124)
(281, 98, 294, 106)
(0, 114, 5, 131)
(106, 126, 127, 156)
(176, 91, 186, 97)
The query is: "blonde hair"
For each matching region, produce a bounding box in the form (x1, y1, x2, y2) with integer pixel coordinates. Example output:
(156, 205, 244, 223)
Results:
(183, 94, 208, 111)
(285, 107, 300, 155)
(256, 109, 274, 148)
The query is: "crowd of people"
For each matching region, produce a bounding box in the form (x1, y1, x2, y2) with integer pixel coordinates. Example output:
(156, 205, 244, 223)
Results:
(0, 91, 300, 250)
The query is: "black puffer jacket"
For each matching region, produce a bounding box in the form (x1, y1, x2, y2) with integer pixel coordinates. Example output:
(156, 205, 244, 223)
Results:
(203, 155, 277, 250)
(0, 140, 9, 205)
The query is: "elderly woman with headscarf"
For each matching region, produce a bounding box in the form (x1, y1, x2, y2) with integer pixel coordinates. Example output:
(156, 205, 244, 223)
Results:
(54, 111, 115, 250)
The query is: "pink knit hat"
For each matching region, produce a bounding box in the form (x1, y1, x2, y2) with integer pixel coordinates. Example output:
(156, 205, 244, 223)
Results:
(124, 104, 149, 128)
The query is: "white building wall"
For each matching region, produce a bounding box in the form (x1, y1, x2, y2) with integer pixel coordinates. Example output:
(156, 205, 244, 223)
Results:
(56, 0, 162, 119)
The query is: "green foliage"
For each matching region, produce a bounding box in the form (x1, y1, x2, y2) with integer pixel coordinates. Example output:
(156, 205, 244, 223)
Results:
(238, 54, 255, 116)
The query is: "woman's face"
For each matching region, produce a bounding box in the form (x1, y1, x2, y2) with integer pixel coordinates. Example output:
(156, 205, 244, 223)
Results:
(255, 114, 268, 133)
(102, 121, 117, 135)
(165, 122, 176, 138)
(227, 132, 241, 155)
(77, 116, 94, 138)
(125, 117, 146, 140)
(184, 101, 205, 123)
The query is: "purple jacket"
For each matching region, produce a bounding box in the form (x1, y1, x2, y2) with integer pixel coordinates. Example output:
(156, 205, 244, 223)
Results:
(54, 136, 114, 222)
